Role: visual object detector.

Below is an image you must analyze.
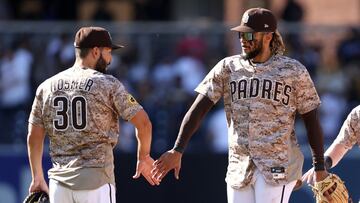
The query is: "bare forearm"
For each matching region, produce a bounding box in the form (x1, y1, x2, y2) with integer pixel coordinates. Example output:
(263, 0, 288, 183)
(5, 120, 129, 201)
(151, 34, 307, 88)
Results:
(173, 95, 214, 153)
(135, 122, 152, 159)
(130, 110, 153, 159)
(28, 140, 44, 178)
(324, 143, 348, 168)
(173, 113, 202, 152)
(27, 125, 46, 179)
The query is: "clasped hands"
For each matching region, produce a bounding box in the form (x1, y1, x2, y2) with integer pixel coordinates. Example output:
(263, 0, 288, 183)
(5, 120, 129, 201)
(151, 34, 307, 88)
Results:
(134, 150, 183, 186)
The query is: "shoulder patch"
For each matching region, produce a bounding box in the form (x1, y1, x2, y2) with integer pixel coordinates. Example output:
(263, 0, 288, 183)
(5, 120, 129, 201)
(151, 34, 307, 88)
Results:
(128, 94, 138, 105)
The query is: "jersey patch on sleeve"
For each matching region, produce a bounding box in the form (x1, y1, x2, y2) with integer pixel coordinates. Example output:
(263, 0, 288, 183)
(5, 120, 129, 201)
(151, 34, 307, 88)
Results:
(127, 94, 138, 105)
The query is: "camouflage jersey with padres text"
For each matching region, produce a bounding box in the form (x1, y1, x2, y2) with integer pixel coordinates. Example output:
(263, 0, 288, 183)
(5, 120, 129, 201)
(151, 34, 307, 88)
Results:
(333, 105, 360, 149)
(195, 55, 320, 189)
(29, 66, 142, 190)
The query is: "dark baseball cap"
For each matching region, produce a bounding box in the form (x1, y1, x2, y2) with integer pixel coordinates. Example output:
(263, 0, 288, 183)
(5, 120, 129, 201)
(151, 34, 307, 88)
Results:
(74, 26, 124, 49)
(231, 8, 277, 33)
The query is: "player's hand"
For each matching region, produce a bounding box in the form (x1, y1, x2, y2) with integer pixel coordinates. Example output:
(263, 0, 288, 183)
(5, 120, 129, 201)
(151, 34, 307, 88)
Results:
(302, 168, 334, 201)
(133, 155, 160, 186)
(302, 169, 333, 201)
(293, 180, 303, 191)
(301, 167, 315, 185)
(29, 176, 49, 194)
(301, 168, 329, 185)
(152, 149, 182, 182)
(314, 170, 328, 182)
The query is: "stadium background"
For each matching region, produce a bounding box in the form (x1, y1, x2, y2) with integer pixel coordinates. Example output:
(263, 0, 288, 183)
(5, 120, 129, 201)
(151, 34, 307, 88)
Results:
(0, 0, 359, 202)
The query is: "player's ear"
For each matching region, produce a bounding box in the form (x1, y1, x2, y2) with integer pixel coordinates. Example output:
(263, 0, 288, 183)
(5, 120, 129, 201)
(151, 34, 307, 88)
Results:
(264, 32, 273, 42)
(91, 47, 100, 58)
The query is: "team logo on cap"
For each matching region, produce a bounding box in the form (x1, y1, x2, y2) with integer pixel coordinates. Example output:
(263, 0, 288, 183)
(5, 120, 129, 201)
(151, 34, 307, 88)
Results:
(264, 24, 269, 28)
(242, 13, 249, 23)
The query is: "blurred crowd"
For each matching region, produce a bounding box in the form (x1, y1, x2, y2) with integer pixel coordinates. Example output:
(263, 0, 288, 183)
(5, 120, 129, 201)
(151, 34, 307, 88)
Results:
(0, 0, 359, 155)
(1, 26, 359, 154)
(0, 30, 224, 154)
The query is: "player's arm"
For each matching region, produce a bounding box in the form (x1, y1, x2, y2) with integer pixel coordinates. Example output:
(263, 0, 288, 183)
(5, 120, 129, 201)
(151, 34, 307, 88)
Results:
(27, 123, 49, 194)
(130, 109, 160, 186)
(152, 94, 214, 181)
(301, 108, 328, 181)
(130, 109, 152, 159)
(324, 107, 358, 169)
(302, 141, 349, 186)
(173, 94, 214, 153)
(324, 142, 348, 169)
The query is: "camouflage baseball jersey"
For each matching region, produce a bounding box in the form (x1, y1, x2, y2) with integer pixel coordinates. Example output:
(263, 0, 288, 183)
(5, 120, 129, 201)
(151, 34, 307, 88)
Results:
(334, 105, 360, 149)
(29, 66, 142, 190)
(195, 55, 320, 189)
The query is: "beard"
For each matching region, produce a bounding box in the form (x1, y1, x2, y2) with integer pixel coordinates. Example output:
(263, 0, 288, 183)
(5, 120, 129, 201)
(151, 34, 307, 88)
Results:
(242, 38, 263, 60)
(95, 54, 109, 74)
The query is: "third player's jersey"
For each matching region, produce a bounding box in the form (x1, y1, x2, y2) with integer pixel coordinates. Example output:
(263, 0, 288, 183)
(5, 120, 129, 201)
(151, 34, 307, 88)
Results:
(195, 55, 320, 189)
(334, 105, 360, 149)
(29, 66, 142, 189)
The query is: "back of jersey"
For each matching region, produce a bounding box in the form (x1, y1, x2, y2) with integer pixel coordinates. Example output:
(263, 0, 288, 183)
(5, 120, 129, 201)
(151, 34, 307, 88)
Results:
(29, 66, 141, 168)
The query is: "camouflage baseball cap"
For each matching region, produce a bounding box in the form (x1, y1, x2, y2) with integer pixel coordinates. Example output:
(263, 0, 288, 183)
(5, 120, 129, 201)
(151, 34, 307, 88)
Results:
(74, 26, 124, 49)
(231, 8, 277, 32)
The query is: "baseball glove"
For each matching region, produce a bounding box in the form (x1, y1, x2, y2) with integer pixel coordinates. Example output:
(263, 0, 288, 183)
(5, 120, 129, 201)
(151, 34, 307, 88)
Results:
(311, 173, 349, 203)
(23, 191, 49, 203)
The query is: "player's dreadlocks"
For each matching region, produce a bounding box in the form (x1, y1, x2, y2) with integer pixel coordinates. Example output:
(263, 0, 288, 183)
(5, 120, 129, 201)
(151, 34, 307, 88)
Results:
(270, 30, 285, 56)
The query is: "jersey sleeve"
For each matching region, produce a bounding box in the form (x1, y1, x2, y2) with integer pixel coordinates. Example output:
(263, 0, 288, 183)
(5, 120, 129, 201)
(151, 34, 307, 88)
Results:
(195, 59, 225, 104)
(294, 63, 321, 114)
(28, 85, 45, 127)
(112, 80, 143, 121)
(333, 106, 360, 149)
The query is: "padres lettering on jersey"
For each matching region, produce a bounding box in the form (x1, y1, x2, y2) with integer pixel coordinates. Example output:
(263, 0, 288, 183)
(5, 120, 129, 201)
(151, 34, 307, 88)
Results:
(229, 78, 291, 105)
(195, 55, 320, 189)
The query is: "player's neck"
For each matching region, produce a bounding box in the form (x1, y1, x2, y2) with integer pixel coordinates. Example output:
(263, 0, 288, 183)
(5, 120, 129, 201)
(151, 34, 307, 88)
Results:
(74, 58, 96, 70)
(251, 47, 272, 63)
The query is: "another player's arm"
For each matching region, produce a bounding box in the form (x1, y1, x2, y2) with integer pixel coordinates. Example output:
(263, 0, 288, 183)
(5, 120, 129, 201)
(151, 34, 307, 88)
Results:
(130, 109, 160, 186)
(301, 108, 328, 181)
(324, 143, 348, 169)
(324, 108, 358, 169)
(301, 142, 349, 187)
(130, 109, 152, 159)
(152, 94, 214, 181)
(27, 123, 49, 193)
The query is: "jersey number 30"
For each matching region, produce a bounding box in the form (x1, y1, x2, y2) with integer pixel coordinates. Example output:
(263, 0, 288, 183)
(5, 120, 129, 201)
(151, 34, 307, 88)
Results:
(53, 96, 87, 130)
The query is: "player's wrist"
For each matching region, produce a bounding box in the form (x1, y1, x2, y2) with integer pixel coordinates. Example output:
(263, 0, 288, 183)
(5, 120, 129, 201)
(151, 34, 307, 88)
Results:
(138, 153, 150, 160)
(32, 171, 45, 180)
(313, 163, 325, 171)
(313, 156, 325, 171)
(173, 145, 185, 154)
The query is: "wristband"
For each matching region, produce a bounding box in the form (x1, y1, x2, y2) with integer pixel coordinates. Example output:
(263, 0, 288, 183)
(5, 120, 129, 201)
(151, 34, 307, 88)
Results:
(173, 145, 185, 154)
(324, 156, 333, 170)
(313, 156, 325, 171)
(313, 163, 325, 171)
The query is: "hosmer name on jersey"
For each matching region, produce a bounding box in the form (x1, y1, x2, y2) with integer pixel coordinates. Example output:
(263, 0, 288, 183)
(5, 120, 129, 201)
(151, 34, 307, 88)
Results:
(230, 77, 291, 105)
(51, 78, 94, 92)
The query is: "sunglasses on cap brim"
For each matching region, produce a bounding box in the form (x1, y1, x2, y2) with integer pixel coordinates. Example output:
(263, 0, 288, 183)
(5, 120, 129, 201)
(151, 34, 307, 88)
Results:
(238, 32, 254, 41)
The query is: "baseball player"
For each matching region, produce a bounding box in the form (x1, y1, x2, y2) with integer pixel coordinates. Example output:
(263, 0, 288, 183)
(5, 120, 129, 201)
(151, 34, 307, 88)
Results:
(302, 104, 360, 184)
(27, 26, 159, 203)
(152, 8, 328, 203)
